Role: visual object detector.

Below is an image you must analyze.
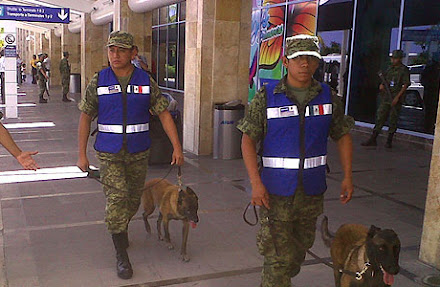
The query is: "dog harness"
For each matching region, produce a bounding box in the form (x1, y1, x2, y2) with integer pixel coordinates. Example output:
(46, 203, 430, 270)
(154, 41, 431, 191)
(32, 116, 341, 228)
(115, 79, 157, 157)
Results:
(95, 67, 151, 153)
(261, 83, 332, 196)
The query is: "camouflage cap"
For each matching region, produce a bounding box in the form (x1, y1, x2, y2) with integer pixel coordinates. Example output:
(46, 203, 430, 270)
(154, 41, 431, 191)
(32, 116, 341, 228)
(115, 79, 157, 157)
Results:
(106, 31, 134, 49)
(391, 49, 404, 59)
(285, 34, 321, 59)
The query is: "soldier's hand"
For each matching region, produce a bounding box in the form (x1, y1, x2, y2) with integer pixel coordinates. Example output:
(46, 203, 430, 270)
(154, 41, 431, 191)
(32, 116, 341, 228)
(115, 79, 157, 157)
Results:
(251, 182, 270, 209)
(379, 84, 385, 91)
(77, 157, 90, 172)
(340, 177, 353, 204)
(171, 148, 184, 166)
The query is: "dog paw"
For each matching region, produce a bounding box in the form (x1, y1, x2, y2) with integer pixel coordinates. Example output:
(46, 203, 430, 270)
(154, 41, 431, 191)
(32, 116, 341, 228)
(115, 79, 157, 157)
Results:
(180, 254, 190, 262)
(167, 243, 175, 250)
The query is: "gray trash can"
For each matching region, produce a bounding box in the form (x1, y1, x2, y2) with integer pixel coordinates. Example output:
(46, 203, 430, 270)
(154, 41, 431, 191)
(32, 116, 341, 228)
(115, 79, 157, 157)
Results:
(69, 73, 81, 93)
(213, 101, 245, 159)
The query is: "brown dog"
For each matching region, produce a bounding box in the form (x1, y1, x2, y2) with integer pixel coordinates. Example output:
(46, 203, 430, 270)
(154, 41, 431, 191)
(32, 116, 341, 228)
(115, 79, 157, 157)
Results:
(141, 178, 199, 262)
(321, 216, 400, 287)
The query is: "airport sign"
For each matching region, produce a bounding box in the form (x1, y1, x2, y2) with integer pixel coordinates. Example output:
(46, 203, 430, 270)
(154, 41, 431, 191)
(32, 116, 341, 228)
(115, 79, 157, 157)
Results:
(0, 4, 70, 24)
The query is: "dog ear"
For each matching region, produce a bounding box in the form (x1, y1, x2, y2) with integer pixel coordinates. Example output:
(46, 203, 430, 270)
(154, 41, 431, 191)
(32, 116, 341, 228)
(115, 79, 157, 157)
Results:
(178, 189, 183, 205)
(368, 225, 381, 238)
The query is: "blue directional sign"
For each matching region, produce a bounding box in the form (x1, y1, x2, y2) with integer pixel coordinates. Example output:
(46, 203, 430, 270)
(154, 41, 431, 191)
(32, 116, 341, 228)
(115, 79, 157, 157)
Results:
(0, 4, 70, 24)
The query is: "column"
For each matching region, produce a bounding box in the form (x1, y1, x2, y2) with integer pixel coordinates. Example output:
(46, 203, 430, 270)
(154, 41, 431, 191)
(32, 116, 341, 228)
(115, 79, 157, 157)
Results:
(61, 25, 81, 74)
(113, 0, 152, 67)
(183, 0, 251, 155)
(81, 13, 107, 99)
(420, 95, 440, 269)
(42, 32, 49, 55)
(49, 30, 61, 87)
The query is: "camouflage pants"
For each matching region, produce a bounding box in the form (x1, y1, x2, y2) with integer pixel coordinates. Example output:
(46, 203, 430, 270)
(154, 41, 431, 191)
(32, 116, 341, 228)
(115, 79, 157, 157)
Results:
(373, 99, 402, 134)
(99, 155, 149, 234)
(61, 75, 70, 95)
(257, 191, 324, 287)
(38, 79, 48, 98)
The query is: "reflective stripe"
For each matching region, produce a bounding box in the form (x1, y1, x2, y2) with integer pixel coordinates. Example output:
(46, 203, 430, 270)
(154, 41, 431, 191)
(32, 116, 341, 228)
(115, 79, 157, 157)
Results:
(267, 105, 299, 119)
(98, 123, 149, 134)
(262, 155, 327, 169)
(98, 124, 123, 133)
(127, 85, 150, 94)
(126, 123, 149, 133)
(305, 104, 332, 117)
(97, 85, 122, 95)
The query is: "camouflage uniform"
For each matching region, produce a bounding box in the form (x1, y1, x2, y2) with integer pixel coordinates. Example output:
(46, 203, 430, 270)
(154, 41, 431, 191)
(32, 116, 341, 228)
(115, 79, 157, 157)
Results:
(59, 55, 71, 96)
(373, 56, 410, 135)
(36, 60, 50, 101)
(79, 72, 169, 234)
(238, 67, 353, 286)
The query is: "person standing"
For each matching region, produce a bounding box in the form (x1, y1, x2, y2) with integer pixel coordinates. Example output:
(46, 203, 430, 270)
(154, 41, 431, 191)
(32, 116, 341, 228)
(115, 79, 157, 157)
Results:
(36, 53, 50, 103)
(30, 54, 38, 84)
(76, 31, 183, 280)
(59, 51, 72, 102)
(238, 34, 354, 287)
(0, 110, 39, 170)
(361, 49, 410, 148)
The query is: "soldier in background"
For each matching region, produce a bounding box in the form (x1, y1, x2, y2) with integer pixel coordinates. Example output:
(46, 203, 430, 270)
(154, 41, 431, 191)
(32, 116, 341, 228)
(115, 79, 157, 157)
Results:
(36, 53, 50, 103)
(59, 51, 72, 102)
(361, 49, 410, 148)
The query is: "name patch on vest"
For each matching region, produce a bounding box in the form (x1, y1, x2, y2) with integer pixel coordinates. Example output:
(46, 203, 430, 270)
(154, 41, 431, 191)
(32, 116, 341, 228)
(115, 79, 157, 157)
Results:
(267, 105, 299, 119)
(97, 85, 122, 95)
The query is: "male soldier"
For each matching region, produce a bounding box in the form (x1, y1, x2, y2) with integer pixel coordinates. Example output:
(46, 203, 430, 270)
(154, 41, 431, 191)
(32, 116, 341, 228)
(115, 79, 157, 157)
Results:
(238, 34, 354, 287)
(36, 53, 50, 103)
(76, 31, 183, 280)
(361, 49, 410, 148)
(59, 51, 72, 102)
(0, 110, 39, 170)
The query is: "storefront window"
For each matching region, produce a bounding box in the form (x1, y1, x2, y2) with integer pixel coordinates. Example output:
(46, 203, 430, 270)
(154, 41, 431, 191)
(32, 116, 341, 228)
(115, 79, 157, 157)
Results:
(401, 0, 440, 134)
(152, 2, 186, 91)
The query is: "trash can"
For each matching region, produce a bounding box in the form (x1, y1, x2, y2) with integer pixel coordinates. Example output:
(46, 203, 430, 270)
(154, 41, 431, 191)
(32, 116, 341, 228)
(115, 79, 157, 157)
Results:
(213, 100, 245, 159)
(149, 93, 183, 165)
(69, 73, 81, 94)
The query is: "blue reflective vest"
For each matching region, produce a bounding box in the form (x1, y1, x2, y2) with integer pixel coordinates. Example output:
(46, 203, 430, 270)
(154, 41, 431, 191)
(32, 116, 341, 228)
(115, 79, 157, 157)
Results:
(261, 83, 332, 196)
(94, 67, 151, 154)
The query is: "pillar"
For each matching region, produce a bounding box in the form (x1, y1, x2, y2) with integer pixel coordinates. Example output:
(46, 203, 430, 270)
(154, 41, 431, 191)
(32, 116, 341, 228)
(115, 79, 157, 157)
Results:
(113, 0, 152, 68)
(81, 13, 107, 98)
(49, 30, 61, 87)
(183, 0, 251, 155)
(61, 25, 81, 74)
(420, 91, 440, 269)
(42, 32, 49, 55)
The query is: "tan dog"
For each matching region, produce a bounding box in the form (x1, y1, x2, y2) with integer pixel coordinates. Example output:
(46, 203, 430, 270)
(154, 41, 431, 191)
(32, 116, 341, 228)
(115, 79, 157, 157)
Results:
(141, 178, 199, 262)
(321, 216, 400, 287)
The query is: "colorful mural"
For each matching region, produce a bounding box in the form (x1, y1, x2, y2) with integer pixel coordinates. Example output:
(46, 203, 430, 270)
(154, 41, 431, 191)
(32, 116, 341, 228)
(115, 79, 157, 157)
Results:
(248, 0, 318, 102)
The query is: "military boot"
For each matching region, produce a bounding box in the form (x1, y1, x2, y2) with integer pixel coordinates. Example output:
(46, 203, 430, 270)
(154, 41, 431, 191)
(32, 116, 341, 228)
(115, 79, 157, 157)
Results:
(62, 94, 72, 102)
(385, 133, 394, 148)
(112, 233, 133, 279)
(361, 131, 378, 146)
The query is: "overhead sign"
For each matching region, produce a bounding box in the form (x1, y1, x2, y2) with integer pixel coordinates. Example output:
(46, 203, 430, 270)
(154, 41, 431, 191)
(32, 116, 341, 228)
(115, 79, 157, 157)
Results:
(0, 4, 70, 24)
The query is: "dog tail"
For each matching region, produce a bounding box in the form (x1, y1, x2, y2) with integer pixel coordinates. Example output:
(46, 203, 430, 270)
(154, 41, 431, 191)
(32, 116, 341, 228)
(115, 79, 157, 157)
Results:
(321, 216, 334, 248)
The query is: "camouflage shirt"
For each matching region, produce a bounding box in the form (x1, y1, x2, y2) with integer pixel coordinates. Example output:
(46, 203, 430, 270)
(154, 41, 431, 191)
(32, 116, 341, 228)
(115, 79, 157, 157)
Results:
(237, 77, 354, 143)
(59, 57, 71, 76)
(78, 69, 169, 161)
(384, 63, 410, 95)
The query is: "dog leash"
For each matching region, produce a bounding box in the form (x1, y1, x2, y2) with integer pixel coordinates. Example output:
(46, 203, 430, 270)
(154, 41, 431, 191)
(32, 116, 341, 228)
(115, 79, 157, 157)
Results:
(242, 204, 372, 280)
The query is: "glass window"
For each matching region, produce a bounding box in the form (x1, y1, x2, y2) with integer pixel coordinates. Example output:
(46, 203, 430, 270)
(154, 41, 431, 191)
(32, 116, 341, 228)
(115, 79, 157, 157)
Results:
(167, 25, 178, 89)
(401, 0, 440, 134)
(178, 23, 185, 90)
(168, 4, 178, 23)
(152, 2, 186, 91)
(152, 9, 159, 26)
(180, 2, 186, 21)
(159, 6, 168, 25)
(158, 26, 167, 87)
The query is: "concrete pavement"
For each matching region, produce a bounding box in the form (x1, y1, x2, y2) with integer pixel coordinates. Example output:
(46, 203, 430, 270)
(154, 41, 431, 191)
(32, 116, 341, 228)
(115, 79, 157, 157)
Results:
(0, 80, 439, 287)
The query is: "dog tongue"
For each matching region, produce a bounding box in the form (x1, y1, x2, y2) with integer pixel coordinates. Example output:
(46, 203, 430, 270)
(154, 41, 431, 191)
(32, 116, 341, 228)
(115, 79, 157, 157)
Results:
(190, 221, 197, 229)
(383, 271, 394, 285)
